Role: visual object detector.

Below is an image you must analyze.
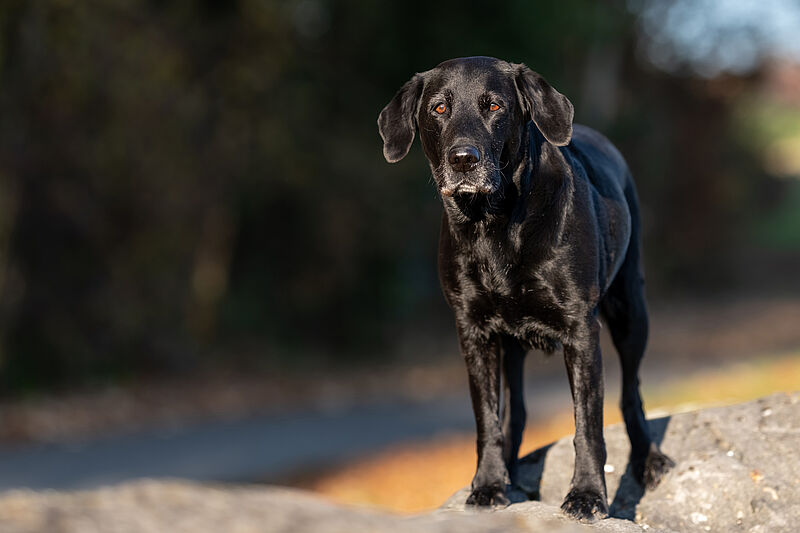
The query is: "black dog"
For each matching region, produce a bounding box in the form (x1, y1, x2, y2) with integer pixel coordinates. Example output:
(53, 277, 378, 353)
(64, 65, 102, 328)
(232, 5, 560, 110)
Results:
(378, 57, 674, 521)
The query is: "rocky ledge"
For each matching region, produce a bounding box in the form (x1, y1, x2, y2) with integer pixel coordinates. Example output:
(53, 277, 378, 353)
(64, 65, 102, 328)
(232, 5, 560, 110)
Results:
(0, 392, 797, 533)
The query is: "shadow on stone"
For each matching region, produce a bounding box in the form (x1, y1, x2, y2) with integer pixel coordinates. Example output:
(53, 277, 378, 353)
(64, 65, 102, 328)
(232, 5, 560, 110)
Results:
(609, 416, 671, 520)
(514, 443, 553, 501)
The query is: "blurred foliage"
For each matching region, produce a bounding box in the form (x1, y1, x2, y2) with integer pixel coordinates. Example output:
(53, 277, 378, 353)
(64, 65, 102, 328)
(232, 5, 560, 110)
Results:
(0, 0, 796, 393)
(734, 97, 800, 148)
(748, 182, 800, 250)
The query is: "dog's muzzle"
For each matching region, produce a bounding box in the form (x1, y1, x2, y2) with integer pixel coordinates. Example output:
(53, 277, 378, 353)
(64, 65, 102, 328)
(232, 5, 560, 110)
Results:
(440, 145, 498, 197)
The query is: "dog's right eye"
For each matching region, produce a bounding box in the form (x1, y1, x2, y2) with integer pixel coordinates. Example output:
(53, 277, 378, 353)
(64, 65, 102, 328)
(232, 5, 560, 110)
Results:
(434, 103, 447, 114)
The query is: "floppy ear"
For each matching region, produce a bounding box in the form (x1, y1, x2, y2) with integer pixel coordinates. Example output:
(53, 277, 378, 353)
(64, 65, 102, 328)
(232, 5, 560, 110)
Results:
(377, 74, 424, 163)
(514, 65, 574, 146)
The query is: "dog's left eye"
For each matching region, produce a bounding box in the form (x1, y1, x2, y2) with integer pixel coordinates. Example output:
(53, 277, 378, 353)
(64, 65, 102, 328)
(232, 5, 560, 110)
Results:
(489, 102, 501, 112)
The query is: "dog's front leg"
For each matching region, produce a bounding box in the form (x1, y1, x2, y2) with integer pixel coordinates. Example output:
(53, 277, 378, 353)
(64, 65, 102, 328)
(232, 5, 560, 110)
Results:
(561, 321, 608, 521)
(461, 332, 509, 507)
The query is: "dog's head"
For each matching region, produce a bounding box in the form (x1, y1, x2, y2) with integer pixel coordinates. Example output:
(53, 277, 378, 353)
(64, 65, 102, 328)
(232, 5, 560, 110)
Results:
(378, 57, 573, 204)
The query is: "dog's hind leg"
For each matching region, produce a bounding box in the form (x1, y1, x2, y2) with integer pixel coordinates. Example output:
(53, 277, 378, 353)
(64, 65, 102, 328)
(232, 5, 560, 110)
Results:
(501, 335, 526, 486)
(601, 201, 674, 489)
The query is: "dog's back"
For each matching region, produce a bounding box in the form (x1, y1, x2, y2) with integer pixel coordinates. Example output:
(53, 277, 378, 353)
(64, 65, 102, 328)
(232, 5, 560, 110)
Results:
(569, 125, 630, 183)
(560, 124, 637, 292)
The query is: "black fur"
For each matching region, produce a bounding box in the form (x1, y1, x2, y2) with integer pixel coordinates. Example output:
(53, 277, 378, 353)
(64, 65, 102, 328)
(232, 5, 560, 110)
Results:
(378, 57, 673, 522)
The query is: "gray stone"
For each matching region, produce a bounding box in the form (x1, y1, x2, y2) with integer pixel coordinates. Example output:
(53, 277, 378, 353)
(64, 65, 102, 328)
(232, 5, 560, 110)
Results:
(447, 391, 800, 533)
(0, 480, 609, 533)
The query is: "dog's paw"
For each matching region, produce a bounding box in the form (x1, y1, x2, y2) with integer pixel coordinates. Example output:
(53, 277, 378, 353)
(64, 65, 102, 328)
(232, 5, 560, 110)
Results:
(642, 446, 675, 490)
(465, 484, 510, 508)
(561, 488, 608, 523)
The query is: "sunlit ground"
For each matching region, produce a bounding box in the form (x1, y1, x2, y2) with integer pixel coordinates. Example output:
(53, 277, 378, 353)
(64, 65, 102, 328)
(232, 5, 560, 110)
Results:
(299, 350, 800, 513)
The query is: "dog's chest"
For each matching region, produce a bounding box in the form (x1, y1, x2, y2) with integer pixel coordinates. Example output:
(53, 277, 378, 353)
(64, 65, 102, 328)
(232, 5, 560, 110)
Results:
(459, 255, 566, 352)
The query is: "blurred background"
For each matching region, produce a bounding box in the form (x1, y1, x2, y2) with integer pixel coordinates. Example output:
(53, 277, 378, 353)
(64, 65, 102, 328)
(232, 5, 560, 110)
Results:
(0, 0, 798, 515)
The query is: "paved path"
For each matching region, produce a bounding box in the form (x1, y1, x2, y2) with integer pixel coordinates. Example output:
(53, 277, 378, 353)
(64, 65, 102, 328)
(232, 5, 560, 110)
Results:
(0, 394, 469, 490)
(0, 358, 619, 491)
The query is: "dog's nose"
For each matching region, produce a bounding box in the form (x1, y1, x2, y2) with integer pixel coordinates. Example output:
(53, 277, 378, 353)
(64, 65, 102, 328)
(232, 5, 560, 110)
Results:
(448, 145, 480, 173)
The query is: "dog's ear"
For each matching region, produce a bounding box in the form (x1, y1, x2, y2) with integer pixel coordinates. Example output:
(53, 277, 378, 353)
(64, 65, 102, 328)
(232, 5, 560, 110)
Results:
(514, 65, 574, 146)
(378, 74, 424, 163)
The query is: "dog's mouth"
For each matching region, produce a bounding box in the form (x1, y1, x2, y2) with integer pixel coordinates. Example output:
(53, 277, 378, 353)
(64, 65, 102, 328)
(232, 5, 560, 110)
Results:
(439, 166, 501, 198)
(440, 181, 495, 197)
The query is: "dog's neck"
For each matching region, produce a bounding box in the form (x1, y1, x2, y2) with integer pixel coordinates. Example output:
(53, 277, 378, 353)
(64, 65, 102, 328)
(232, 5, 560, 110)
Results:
(441, 125, 573, 255)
